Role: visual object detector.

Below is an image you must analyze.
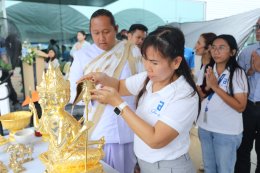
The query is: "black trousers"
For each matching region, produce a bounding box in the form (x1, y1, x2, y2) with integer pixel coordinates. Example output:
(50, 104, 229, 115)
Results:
(235, 101, 260, 173)
(0, 70, 18, 104)
(0, 123, 3, 136)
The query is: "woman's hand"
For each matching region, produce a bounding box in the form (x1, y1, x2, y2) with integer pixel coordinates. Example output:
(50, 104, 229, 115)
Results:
(91, 86, 123, 107)
(75, 43, 81, 50)
(196, 86, 206, 99)
(77, 72, 107, 85)
(205, 67, 218, 91)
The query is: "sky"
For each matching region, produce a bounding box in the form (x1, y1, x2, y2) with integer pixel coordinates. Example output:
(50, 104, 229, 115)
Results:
(3, 0, 260, 21)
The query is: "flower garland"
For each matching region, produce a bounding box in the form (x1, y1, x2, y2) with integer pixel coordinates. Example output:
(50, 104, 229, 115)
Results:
(21, 41, 36, 65)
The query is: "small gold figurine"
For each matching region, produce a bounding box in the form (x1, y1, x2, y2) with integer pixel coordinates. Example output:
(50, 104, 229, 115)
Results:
(6, 144, 34, 173)
(9, 152, 25, 173)
(29, 64, 105, 173)
(0, 161, 8, 173)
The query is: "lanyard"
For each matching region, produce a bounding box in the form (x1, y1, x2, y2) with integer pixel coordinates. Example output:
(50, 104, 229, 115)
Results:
(203, 74, 226, 122)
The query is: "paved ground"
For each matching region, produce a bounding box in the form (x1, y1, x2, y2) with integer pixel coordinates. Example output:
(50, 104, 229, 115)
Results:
(190, 127, 257, 173)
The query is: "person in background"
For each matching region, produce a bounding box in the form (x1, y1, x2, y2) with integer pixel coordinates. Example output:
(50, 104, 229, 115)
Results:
(197, 34, 248, 173)
(78, 26, 199, 173)
(235, 17, 260, 173)
(61, 45, 71, 62)
(0, 46, 19, 107)
(68, 9, 143, 173)
(5, 34, 22, 69)
(70, 31, 90, 57)
(116, 29, 128, 40)
(48, 39, 60, 58)
(127, 24, 148, 49)
(195, 32, 217, 99)
(36, 46, 60, 70)
(193, 32, 216, 172)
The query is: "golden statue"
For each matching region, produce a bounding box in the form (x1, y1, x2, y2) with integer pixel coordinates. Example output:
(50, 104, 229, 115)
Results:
(0, 161, 8, 173)
(29, 64, 105, 173)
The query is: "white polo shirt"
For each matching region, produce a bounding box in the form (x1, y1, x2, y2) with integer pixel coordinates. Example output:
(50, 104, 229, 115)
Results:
(125, 72, 199, 163)
(69, 43, 143, 144)
(197, 65, 248, 135)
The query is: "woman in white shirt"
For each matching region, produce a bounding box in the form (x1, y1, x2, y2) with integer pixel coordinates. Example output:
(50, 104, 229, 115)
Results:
(78, 26, 199, 173)
(197, 34, 248, 173)
(70, 31, 90, 57)
(36, 47, 60, 69)
(194, 33, 216, 99)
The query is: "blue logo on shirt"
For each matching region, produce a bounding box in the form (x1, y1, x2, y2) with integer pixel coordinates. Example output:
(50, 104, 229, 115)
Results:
(222, 78, 228, 85)
(157, 101, 165, 111)
(151, 101, 165, 116)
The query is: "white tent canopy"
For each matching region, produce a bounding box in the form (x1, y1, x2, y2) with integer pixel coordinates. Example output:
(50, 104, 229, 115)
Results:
(6, 2, 89, 43)
(114, 8, 165, 32)
(169, 8, 260, 49)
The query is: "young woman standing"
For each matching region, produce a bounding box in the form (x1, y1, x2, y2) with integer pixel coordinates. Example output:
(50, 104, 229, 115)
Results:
(197, 34, 248, 173)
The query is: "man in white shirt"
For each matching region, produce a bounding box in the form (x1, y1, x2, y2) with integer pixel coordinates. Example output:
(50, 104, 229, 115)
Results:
(68, 9, 143, 173)
(127, 24, 148, 49)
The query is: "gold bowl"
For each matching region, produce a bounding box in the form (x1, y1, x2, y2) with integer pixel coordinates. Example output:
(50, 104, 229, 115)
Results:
(0, 111, 32, 141)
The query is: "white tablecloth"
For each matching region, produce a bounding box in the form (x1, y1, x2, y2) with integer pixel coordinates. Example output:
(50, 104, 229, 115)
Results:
(0, 137, 119, 173)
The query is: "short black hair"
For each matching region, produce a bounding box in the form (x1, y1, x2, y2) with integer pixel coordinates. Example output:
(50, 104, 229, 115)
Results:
(128, 24, 148, 34)
(90, 9, 116, 28)
(50, 39, 57, 45)
(77, 30, 86, 36)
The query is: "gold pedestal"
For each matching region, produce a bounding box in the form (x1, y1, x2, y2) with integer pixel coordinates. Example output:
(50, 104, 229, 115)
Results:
(0, 111, 32, 142)
(39, 149, 104, 173)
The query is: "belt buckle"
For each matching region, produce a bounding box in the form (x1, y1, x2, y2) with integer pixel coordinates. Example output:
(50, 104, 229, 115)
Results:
(251, 101, 260, 106)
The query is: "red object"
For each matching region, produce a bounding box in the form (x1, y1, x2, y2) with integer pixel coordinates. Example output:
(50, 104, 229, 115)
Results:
(35, 130, 42, 137)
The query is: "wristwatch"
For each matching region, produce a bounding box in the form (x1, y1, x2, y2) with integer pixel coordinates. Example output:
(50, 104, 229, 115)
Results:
(114, 102, 128, 115)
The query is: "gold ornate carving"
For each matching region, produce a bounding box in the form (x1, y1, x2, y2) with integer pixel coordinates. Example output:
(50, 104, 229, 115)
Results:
(0, 161, 8, 173)
(29, 64, 104, 173)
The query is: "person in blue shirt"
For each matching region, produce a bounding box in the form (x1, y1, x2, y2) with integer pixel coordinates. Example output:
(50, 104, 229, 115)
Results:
(235, 17, 260, 173)
(184, 47, 195, 74)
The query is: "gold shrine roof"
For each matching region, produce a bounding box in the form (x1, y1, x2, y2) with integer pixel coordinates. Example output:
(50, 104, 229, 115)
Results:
(37, 63, 70, 92)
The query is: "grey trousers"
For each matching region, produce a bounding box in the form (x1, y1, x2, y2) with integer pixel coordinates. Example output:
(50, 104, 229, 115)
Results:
(137, 153, 195, 173)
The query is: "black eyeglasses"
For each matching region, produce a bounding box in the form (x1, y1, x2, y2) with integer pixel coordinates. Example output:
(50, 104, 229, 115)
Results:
(253, 24, 260, 30)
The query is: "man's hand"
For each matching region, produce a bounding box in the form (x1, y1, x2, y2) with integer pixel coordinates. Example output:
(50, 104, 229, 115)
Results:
(252, 51, 260, 72)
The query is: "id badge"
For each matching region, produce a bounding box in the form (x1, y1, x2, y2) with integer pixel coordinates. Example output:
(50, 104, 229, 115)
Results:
(203, 111, 207, 123)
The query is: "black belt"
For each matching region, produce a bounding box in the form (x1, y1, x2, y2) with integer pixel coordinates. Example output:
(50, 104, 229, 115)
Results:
(248, 100, 260, 106)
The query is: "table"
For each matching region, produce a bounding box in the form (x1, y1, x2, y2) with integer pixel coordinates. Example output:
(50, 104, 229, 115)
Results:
(0, 137, 119, 173)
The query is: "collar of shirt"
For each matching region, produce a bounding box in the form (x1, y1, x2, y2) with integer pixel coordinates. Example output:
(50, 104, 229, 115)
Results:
(212, 64, 230, 88)
(145, 75, 185, 100)
(213, 64, 229, 78)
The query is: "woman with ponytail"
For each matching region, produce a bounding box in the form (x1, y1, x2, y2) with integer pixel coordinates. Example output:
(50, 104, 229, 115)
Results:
(78, 26, 199, 173)
(195, 32, 216, 98)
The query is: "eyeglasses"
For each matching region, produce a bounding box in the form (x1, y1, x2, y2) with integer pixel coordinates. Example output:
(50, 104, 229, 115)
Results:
(210, 45, 229, 53)
(253, 24, 260, 30)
